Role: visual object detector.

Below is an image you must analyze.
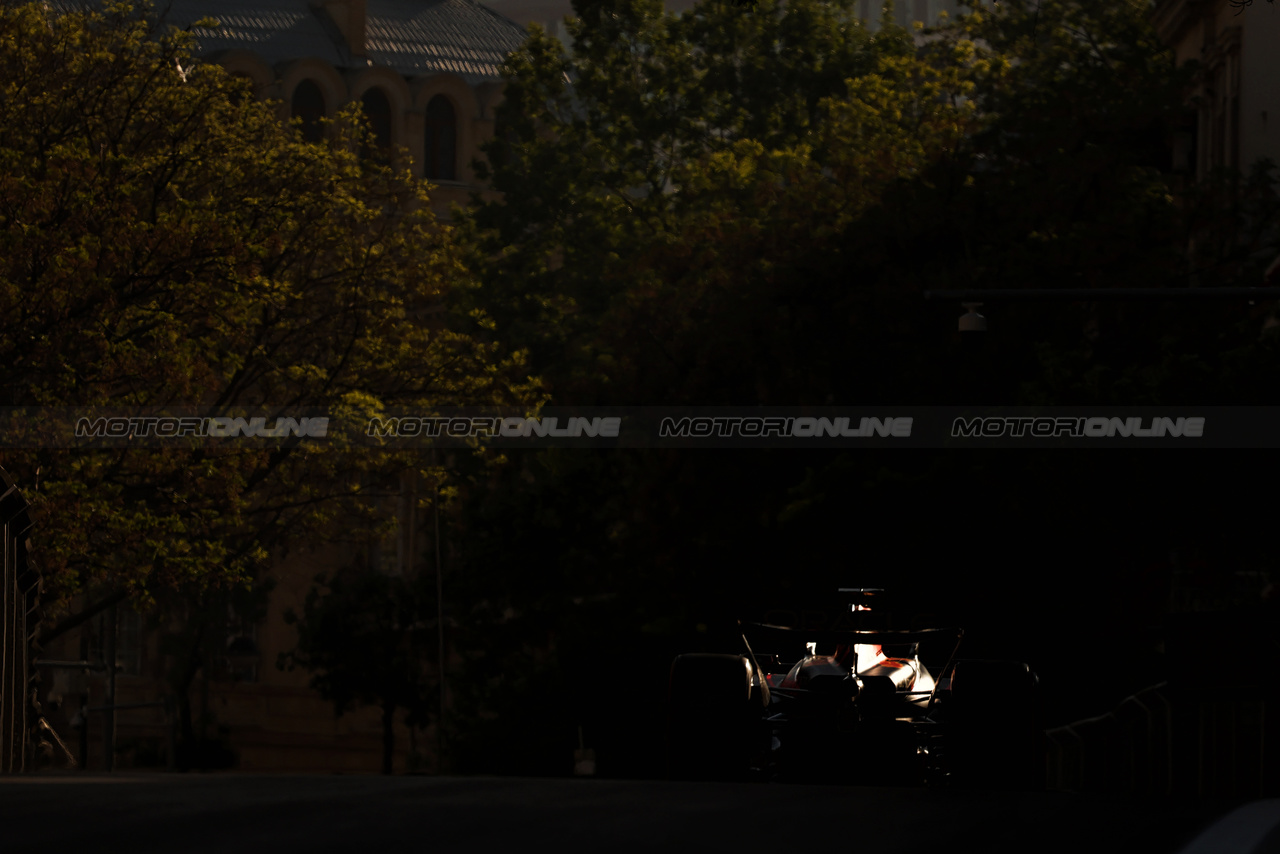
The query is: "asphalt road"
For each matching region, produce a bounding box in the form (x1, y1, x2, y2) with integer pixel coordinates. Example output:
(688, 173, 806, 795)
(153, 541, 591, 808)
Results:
(0, 774, 1244, 854)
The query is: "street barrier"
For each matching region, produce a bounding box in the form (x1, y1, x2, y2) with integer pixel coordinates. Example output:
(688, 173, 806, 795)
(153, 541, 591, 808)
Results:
(1046, 682, 1272, 798)
(0, 469, 36, 773)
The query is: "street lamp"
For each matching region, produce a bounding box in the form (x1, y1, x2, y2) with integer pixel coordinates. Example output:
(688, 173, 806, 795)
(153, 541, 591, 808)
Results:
(958, 302, 986, 332)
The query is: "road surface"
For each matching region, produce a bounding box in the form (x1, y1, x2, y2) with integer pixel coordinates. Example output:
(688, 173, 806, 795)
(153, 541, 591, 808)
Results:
(0, 774, 1241, 854)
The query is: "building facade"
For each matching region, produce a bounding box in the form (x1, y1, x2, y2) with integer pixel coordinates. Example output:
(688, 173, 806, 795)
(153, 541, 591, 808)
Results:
(181, 0, 529, 215)
(1152, 0, 1280, 179)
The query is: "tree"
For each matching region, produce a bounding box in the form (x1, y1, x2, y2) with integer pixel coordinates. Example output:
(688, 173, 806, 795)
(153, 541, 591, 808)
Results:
(153, 575, 275, 769)
(280, 561, 436, 775)
(466, 0, 1279, 407)
(950, 0, 1280, 405)
(461, 0, 927, 403)
(0, 1, 534, 637)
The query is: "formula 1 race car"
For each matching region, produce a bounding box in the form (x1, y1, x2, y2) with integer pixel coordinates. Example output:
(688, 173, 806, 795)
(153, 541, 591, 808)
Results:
(665, 589, 1045, 788)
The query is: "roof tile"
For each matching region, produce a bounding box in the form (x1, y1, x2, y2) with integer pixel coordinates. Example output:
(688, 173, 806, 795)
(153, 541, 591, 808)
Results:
(54, 0, 528, 83)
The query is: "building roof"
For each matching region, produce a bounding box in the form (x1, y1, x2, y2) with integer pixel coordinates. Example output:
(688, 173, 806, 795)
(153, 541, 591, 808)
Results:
(478, 0, 698, 32)
(366, 0, 529, 78)
(64, 0, 531, 84)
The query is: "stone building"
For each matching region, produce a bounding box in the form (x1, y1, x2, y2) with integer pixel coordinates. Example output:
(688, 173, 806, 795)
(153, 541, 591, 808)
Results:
(181, 0, 529, 216)
(1152, 0, 1280, 179)
(481, 0, 961, 38)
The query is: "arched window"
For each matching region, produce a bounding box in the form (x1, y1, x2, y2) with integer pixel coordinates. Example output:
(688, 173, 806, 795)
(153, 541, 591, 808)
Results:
(291, 79, 326, 143)
(360, 87, 393, 161)
(424, 95, 457, 181)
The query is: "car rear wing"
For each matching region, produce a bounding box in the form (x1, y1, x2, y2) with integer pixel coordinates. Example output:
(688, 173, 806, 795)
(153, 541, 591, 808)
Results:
(740, 622, 963, 648)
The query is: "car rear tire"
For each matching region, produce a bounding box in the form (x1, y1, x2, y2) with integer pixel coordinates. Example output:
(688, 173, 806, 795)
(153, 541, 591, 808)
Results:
(943, 658, 1046, 791)
(665, 653, 762, 782)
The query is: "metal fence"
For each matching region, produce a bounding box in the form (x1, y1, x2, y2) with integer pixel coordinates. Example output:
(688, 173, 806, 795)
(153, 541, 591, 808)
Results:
(1046, 682, 1273, 799)
(0, 469, 37, 773)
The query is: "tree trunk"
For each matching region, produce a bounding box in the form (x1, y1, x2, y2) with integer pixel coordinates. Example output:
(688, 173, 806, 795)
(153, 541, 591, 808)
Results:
(382, 701, 395, 775)
(171, 613, 207, 771)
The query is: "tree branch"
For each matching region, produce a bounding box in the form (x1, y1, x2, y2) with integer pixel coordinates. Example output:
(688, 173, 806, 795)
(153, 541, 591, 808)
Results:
(38, 588, 130, 645)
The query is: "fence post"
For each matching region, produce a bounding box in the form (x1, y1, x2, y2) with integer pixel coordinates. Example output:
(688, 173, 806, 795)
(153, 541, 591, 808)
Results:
(166, 695, 177, 772)
(78, 694, 89, 770)
(104, 603, 116, 772)
(2, 528, 11, 773)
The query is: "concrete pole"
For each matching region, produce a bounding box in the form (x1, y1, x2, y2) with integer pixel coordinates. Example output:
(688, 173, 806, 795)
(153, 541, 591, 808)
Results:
(405, 470, 417, 578)
(165, 695, 177, 772)
(103, 603, 116, 772)
(201, 625, 211, 765)
(78, 693, 89, 770)
(434, 451, 445, 771)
